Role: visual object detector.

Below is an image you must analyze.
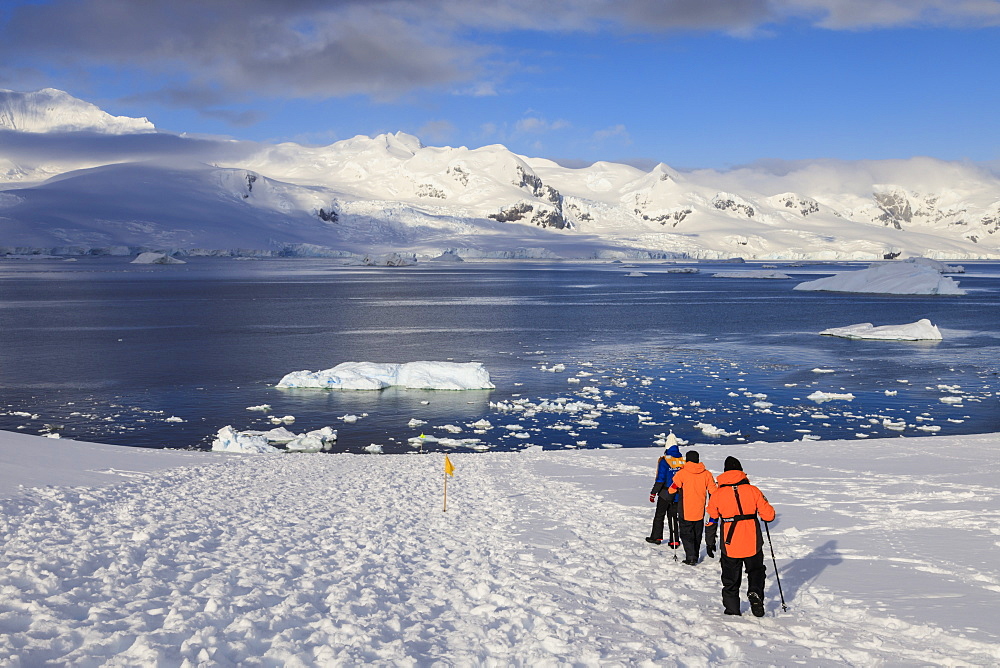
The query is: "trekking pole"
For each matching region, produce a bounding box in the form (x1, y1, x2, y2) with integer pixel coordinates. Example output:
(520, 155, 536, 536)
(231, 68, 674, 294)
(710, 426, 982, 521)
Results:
(763, 521, 788, 612)
(668, 512, 679, 562)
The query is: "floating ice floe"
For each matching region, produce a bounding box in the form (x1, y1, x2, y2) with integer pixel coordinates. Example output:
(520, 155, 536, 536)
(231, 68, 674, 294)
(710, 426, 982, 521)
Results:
(131, 252, 186, 265)
(793, 259, 965, 295)
(812, 368, 836, 374)
(277, 361, 495, 391)
(625, 272, 647, 277)
(819, 319, 942, 341)
(246, 404, 271, 412)
(807, 391, 855, 403)
(211, 426, 280, 454)
(694, 422, 738, 437)
(364, 444, 383, 454)
(712, 270, 791, 279)
(211, 425, 339, 454)
(667, 267, 699, 274)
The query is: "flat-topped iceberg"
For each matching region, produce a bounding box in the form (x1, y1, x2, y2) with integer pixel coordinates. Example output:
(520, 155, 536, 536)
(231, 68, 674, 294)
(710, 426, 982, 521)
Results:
(794, 260, 965, 295)
(277, 361, 495, 391)
(820, 319, 943, 341)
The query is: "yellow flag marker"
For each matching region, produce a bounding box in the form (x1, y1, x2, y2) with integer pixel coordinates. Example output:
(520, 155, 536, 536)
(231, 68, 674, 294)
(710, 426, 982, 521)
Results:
(443, 455, 455, 512)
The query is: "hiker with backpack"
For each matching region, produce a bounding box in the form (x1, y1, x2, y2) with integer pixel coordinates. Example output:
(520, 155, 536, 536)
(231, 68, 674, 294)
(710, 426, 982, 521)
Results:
(706, 456, 776, 617)
(666, 450, 718, 565)
(646, 442, 685, 548)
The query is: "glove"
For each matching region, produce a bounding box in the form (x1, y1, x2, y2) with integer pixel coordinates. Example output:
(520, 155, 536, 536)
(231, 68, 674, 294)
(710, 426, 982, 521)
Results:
(649, 493, 656, 503)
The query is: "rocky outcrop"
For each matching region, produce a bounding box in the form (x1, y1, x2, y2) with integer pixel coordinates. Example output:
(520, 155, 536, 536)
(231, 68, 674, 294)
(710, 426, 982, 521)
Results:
(712, 193, 756, 218)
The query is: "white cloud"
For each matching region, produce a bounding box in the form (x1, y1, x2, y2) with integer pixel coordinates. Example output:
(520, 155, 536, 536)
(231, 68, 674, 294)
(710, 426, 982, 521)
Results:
(775, 0, 1000, 28)
(0, 0, 995, 126)
(455, 81, 499, 97)
(418, 120, 457, 144)
(593, 124, 631, 144)
(516, 116, 571, 134)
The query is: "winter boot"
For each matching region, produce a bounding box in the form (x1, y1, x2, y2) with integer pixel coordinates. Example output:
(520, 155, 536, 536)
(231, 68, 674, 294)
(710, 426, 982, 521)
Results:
(748, 591, 765, 618)
(645, 537, 662, 545)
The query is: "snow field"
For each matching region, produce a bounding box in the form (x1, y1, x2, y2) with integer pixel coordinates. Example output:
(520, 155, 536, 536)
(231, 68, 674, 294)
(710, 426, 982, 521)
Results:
(1, 433, 999, 665)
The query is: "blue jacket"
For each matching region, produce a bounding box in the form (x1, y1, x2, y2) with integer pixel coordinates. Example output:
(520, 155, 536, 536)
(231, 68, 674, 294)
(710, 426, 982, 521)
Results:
(651, 445, 684, 497)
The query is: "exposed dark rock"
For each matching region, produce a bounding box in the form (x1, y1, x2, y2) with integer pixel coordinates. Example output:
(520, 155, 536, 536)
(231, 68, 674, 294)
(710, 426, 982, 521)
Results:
(874, 191, 911, 229)
(416, 184, 447, 199)
(243, 173, 257, 199)
(777, 194, 820, 216)
(642, 208, 692, 227)
(713, 196, 755, 218)
(318, 200, 340, 222)
(447, 165, 469, 186)
(531, 208, 567, 229)
(488, 202, 533, 222)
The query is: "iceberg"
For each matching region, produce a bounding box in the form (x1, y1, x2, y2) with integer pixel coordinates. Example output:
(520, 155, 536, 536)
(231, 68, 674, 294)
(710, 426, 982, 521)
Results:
(131, 252, 186, 265)
(211, 425, 337, 453)
(793, 261, 965, 295)
(211, 426, 279, 454)
(807, 391, 855, 403)
(820, 319, 943, 341)
(276, 361, 495, 391)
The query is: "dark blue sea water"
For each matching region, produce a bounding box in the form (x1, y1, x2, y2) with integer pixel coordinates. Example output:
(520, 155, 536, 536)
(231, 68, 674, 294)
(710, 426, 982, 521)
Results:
(1, 257, 998, 453)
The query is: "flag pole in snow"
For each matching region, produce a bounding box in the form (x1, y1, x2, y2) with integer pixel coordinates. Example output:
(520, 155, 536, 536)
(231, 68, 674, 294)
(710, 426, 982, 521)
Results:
(764, 520, 788, 612)
(443, 455, 455, 512)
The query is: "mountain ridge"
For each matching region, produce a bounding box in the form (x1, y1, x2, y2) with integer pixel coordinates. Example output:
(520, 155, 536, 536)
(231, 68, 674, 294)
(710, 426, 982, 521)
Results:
(1, 89, 998, 260)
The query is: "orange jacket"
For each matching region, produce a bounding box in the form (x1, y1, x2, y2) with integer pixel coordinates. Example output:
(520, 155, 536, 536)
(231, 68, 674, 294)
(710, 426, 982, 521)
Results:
(706, 470, 776, 559)
(668, 462, 717, 521)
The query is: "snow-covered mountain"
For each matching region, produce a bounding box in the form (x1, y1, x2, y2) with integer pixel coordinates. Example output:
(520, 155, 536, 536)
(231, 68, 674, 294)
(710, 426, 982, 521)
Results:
(1, 89, 998, 260)
(0, 88, 154, 134)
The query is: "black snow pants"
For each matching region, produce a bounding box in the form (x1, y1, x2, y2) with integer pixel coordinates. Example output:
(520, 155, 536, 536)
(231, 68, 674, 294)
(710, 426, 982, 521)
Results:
(720, 551, 767, 615)
(678, 518, 704, 562)
(650, 494, 678, 543)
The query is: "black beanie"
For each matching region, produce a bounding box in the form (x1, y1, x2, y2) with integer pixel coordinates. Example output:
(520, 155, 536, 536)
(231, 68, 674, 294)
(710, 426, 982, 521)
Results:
(724, 456, 743, 472)
(686, 450, 700, 463)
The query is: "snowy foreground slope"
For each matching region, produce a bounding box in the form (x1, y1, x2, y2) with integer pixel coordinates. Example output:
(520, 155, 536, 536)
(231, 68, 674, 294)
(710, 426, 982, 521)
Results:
(2, 89, 1000, 260)
(1, 431, 998, 666)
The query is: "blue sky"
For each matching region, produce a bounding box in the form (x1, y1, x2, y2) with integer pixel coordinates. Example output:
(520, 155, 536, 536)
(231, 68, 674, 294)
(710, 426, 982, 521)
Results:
(1, 0, 998, 169)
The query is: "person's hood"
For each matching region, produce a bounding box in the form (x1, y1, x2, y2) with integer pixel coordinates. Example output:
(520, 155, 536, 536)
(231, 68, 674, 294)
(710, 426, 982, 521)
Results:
(665, 445, 682, 457)
(683, 461, 707, 474)
(717, 470, 748, 485)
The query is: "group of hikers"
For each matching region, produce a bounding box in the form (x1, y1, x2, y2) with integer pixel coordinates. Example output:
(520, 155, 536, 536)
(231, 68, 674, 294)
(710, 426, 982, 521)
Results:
(646, 441, 776, 617)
